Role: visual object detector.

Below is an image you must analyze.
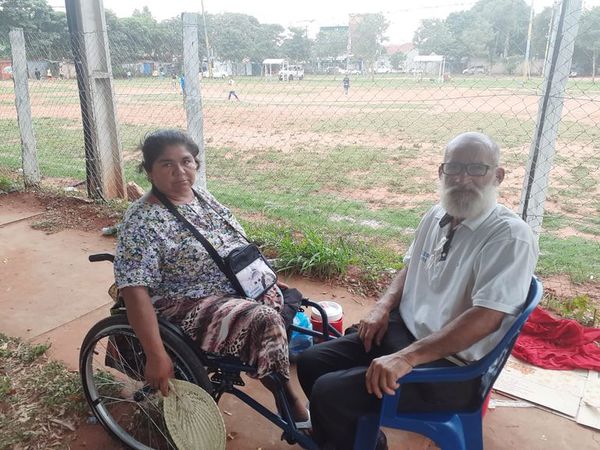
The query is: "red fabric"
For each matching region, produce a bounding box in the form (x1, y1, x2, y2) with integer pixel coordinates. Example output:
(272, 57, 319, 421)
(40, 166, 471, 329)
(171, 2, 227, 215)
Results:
(512, 306, 600, 371)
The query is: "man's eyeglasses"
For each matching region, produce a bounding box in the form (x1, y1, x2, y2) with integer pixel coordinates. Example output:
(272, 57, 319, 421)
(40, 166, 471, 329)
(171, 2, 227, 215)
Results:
(440, 162, 494, 177)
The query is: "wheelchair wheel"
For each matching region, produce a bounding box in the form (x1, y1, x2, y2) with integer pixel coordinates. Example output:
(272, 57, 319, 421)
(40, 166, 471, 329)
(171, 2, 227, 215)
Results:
(80, 315, 212, 450)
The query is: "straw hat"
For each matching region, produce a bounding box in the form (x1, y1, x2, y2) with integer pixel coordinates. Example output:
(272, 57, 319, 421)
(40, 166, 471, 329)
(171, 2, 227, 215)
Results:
(163, 379, 226, 450)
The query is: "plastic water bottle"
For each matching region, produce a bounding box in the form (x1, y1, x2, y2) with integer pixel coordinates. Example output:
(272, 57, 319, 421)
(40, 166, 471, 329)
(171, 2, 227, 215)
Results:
(289, 311, 313, 361)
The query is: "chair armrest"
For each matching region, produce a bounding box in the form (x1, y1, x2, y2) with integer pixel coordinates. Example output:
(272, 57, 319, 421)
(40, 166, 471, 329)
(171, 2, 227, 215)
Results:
(397, 362, 485, 384)
(380, 363, 487, 419)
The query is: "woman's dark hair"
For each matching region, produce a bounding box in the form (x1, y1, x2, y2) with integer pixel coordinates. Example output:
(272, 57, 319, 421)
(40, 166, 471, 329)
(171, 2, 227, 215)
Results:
(138, 129, 200, 173)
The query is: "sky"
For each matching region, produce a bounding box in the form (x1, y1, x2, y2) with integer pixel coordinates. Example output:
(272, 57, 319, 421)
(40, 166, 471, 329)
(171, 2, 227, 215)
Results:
(53, 0, 600, 44)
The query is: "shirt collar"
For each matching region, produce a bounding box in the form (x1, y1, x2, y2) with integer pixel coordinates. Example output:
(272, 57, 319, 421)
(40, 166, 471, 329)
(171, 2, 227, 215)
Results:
(437, 203, 497, 231)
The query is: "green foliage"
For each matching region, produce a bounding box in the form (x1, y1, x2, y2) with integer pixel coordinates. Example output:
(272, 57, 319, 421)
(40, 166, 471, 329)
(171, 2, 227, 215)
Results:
(314, 27, 348, 59)
(0, 0, 69, 59)
(537, 235, 600, 283)
(543, 293, 597, 327)
(389, 52, 406, 70)
(413, 0, 531, 70)
(0, 175, 19, 193)
(573, 7, 600, 77)
(504, 55, 522, 75)
(246, 223, 403, 282)
(350, 13, 389, 74)
(281, 27, 312, 63)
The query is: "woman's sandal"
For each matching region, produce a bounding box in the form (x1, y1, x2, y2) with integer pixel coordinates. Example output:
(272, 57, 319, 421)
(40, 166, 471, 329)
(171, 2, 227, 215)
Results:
(294, 409, 312, 430)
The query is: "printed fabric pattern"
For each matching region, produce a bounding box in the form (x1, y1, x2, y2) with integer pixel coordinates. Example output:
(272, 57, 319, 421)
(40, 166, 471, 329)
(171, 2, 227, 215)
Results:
(114, 189, 288, 378)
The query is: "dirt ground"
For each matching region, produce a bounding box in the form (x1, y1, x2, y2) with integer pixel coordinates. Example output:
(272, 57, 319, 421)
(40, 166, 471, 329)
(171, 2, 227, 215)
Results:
(1, 190, 600, 449)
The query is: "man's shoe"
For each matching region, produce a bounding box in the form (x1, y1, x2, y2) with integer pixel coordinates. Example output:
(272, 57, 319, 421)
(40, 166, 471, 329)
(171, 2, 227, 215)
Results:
(375, 430, 388, 450)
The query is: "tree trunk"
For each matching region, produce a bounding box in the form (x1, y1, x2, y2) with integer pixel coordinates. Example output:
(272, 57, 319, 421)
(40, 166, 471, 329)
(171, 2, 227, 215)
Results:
(593, 50, 596, 83)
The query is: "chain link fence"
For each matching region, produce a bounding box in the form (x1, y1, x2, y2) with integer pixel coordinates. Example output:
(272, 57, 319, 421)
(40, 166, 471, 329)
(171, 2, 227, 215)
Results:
(1, 2, 599, 322)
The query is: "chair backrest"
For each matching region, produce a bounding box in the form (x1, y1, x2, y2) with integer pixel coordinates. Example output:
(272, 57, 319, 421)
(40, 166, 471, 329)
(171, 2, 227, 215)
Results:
(474, 276, 543, 404)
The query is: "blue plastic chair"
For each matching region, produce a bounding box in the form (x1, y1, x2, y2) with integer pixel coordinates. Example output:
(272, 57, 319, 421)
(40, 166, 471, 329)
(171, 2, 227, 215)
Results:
(354, 277, 543, 450)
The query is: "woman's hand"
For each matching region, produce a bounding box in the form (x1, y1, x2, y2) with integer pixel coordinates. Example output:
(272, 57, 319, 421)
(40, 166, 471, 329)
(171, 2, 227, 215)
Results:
(365, 352, 414, 399)
(358, 306, 390, 353)
(276, 280, 290, 290)
(145, 349, 174, 397)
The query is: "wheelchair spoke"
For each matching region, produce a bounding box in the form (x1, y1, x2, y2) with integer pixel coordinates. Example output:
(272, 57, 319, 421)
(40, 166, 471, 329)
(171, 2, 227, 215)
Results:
(81, 317, 211, 450)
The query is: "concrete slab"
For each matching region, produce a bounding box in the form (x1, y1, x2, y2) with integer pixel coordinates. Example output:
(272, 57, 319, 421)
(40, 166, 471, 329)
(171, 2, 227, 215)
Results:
(32, 304, 112, 370)
(0, 220, 115, 340)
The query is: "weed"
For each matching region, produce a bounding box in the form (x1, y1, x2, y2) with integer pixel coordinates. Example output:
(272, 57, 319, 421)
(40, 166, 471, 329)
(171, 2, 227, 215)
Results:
(0, 175, 19, 193)
(0, 334, 87, 448)
(542, 293, 597, 327)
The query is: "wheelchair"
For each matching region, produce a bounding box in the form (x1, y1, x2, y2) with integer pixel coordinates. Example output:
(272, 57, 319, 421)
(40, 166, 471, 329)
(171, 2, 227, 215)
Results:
(79, 253, 341, 450)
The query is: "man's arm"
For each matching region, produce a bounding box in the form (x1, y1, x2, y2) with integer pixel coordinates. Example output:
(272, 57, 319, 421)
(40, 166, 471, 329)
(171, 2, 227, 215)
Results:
(365, 305, 505, 398)
(358, 267, 407, 352)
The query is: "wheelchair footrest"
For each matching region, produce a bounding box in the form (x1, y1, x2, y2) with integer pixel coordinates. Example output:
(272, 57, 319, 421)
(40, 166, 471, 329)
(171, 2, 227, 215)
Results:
(210, 370, 245, 387)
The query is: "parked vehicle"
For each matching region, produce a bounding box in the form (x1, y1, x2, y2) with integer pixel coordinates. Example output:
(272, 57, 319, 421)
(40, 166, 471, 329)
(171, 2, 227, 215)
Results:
(375, 67, 391, 74)
(338, 67, 361, 75)
(201, 69, 228, 79)
(462, 65, 486, 75)
(279, 63, 304, 81)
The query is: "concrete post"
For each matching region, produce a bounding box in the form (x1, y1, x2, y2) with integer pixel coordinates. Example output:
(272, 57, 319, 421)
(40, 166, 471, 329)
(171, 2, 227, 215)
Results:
(9, 28, 40, 187)
(182, 12, 206, 190)
(519, 0, 583, 235)
(65, 0, 125, 199)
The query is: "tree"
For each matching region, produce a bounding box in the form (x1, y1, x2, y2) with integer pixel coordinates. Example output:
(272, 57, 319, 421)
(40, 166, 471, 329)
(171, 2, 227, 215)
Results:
(0, 0, 69, 59)
(281, 27, 311, 62)
(574, 7, 600, 81)
(471, 0, 530, 59)
(531, 7, 553, 60)
(314, 26, 347, 59)
(350, 13, 389, 79)
(414, 19, 456, 56)
(389, 51, 405, 70)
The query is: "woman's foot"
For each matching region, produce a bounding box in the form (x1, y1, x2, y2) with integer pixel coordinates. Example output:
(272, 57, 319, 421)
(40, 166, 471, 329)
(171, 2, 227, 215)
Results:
(292, 403, 311, 430)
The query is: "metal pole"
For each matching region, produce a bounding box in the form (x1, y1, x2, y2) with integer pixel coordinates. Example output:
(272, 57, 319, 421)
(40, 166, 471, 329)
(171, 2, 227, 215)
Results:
(519, 0, 583, 235)
(542, 1, 558, 78)
(9, 28, 40, 187)
(200, 0, 212, 78)
(523, 0, 535, 79)
(182, 13, 206, 190)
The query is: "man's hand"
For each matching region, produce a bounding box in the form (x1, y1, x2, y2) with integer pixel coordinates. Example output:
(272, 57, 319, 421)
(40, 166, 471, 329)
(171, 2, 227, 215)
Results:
(365, 352, 414, 399)
(144, 349, 174, 397)
(358, 306, 390, 353)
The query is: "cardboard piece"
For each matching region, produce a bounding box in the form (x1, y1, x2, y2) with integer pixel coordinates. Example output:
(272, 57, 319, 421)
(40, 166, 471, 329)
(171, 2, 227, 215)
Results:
(494, 356, 600, 430)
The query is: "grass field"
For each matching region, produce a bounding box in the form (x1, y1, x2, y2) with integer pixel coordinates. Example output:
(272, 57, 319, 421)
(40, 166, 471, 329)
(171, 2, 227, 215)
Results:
(1, 74, 599, 297)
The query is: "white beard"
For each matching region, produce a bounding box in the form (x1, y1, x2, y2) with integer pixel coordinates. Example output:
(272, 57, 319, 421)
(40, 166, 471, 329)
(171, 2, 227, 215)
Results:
(440, 181, 497, 220)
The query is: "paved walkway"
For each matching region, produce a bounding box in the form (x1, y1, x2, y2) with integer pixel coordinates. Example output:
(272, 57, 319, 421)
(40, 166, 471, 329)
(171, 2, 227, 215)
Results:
(1, 192, 598, 449)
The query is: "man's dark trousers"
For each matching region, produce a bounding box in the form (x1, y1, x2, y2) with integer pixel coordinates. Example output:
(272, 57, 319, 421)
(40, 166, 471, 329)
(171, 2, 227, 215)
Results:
(296, 310, 480, 450)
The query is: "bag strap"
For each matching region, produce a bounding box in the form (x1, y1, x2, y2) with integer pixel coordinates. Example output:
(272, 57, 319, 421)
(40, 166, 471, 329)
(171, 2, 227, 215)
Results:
(192, 189, 250, 244)
(150, 186, 228, 274)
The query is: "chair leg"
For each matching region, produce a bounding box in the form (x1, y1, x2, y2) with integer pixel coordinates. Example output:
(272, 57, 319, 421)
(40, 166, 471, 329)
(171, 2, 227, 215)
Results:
(353, 414, 380, 450)
(459, 413, 483, 450)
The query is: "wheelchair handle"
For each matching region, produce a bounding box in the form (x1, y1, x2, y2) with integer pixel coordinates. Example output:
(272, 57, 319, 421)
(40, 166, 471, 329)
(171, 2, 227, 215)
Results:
(89, 253, 115, 263)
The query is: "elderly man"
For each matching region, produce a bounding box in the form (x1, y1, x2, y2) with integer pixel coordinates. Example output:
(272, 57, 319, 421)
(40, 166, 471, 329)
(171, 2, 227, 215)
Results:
(297, 132, 539, 450)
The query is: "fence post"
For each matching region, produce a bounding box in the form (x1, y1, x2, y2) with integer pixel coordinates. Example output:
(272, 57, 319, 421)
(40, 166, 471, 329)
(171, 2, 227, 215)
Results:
(65, 0, 125, 200)
(182, 12, 206, 190)
(519, 0, 583, 235)
(9, 28, 40, 187)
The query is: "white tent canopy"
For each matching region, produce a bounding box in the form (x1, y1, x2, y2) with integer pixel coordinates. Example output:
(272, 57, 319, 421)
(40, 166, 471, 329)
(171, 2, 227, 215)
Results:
(262, 58, 285, 77)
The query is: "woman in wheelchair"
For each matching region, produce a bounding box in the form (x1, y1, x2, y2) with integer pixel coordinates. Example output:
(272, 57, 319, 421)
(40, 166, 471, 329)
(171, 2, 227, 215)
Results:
(113, 129, 310, 426)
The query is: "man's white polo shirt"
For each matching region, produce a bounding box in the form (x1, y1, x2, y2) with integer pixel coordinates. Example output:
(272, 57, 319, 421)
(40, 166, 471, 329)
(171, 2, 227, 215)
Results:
(399, 203, 539, 362)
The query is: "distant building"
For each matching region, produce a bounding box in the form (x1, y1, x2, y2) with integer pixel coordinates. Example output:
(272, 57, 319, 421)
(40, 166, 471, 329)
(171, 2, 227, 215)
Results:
(0, 59, 12, 80)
